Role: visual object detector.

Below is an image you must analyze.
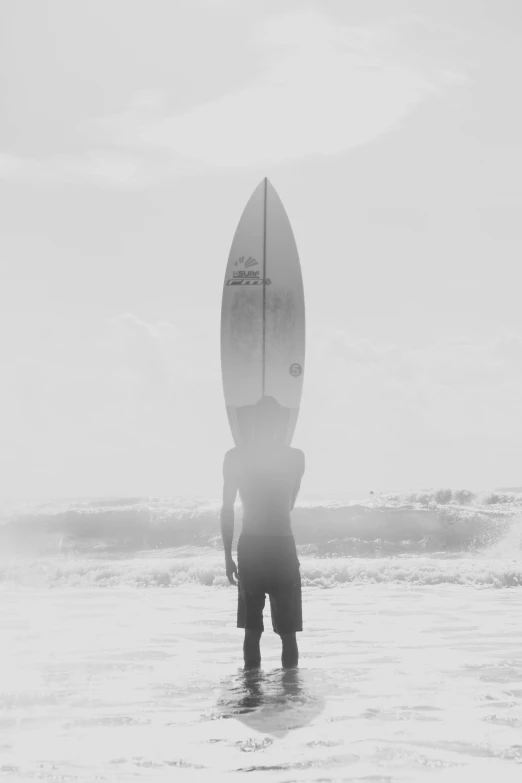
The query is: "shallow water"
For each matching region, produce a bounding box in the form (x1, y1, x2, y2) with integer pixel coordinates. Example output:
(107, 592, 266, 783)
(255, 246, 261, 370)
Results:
(1, 582, 522, 781)
(1, 492, 521, 780)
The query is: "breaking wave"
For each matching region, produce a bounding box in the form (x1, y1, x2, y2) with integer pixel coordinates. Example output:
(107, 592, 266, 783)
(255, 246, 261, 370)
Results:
(0, 490, 520, 589)
(0, 490, 520, 556)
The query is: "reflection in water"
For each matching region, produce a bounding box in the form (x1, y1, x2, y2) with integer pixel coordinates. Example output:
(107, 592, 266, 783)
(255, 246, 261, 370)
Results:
(236, 669, 264, 714)
(215, 668, 324, 738)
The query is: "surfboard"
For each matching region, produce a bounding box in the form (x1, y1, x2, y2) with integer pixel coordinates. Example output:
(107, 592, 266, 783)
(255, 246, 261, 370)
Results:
(221, 178, 305, 446)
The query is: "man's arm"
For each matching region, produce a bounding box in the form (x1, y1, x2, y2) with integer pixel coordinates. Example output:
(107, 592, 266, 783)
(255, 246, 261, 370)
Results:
(290, 449, 305, 511)
(220, 450, 238, 579)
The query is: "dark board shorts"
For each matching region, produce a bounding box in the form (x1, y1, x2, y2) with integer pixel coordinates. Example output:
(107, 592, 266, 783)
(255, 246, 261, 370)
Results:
(237, 533, 302, 634)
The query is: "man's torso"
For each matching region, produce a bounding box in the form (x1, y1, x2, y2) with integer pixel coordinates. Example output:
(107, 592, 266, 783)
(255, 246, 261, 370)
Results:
(226, 444, 304, 536)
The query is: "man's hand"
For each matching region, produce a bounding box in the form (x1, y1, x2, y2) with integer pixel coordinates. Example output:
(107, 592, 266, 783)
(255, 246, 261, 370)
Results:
(225, 557, 238, 585)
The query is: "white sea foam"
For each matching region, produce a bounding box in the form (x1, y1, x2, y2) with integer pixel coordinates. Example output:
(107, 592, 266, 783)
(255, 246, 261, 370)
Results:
(1, 548, 520, 590)
(0, 490, 520, 554)
(0, 490, 520, 590)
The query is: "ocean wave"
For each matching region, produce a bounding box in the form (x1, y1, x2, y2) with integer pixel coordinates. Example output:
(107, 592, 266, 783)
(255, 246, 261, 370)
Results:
(0, 492, 520, 557)
(0, 550, 520, 590)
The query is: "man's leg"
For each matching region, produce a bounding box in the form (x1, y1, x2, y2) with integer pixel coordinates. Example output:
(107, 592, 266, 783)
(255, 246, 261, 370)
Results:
(280, 632, 298, 668)
(243, 628, 262, 668)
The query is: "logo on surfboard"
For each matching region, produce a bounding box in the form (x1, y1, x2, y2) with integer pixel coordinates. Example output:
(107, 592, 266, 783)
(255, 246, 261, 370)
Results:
(226, 278, 272, 285)
(289, 363, 302, 377)
(234, 256, 258, 269)
(226, 255, 271, 286)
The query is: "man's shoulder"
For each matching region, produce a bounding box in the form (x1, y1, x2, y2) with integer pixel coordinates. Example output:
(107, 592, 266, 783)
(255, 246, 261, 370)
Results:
(288, 446, 305, 470)
(223, 447, 240, 471)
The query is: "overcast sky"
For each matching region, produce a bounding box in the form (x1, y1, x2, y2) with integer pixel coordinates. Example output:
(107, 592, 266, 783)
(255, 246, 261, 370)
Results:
(1, 0, 521, 499)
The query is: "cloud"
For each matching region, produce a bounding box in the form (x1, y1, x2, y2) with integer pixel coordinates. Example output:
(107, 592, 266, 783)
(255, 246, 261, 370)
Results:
(0, 10, 465, 186)
(106, 318, 522, 453)
(95, 9, 459, 169)
(107, 312, 220, 387)
(0, 150, 150, 189)
(108, 313, 180, 340)
(305, 330, 522, 446)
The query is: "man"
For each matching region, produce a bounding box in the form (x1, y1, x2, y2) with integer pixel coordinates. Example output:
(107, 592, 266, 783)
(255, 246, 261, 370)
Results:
(220, 395, 305, 669)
